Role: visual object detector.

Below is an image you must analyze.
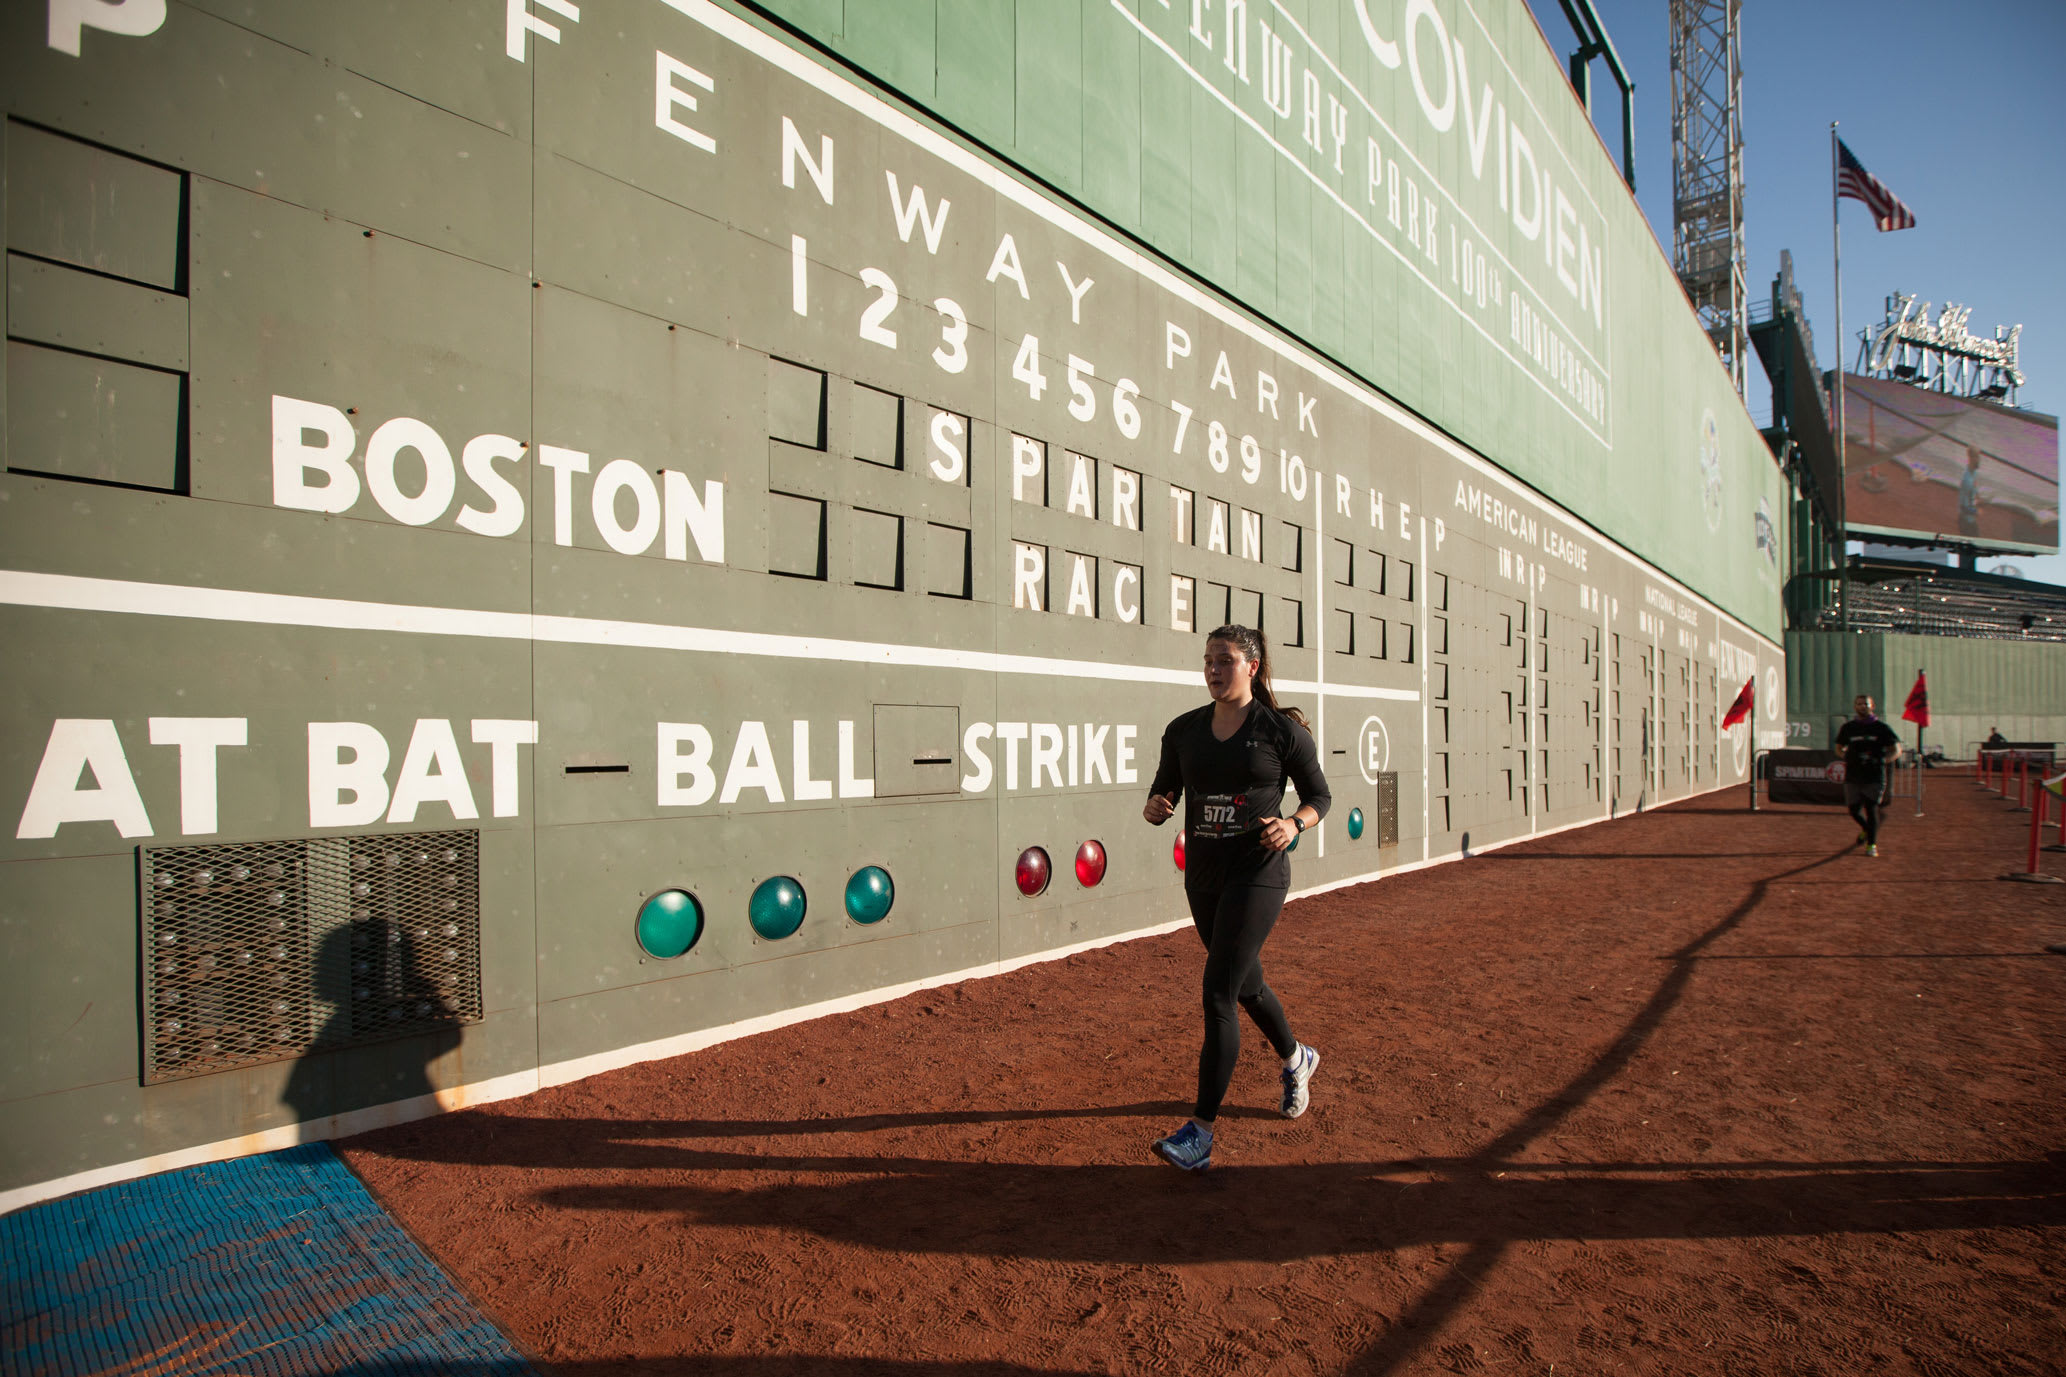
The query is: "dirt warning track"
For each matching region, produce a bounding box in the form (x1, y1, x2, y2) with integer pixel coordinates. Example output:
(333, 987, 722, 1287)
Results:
(344, 773, 2066, 1376)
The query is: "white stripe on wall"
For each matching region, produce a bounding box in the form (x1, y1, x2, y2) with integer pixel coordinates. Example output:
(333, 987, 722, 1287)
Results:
(0, 570, 1422, 700)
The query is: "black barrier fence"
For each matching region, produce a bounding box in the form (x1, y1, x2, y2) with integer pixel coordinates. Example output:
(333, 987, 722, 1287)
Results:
(1765, 750, 1847, 806)
(1753, 750, 1920, 813)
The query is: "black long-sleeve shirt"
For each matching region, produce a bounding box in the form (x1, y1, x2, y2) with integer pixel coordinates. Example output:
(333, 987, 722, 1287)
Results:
(1834, 715, 1901, 785)
(1149, 700, 1331, 891)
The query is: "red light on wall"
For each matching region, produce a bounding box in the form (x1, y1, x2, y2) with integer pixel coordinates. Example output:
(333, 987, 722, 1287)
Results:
(1173, 830, 1186, 871)
(1014, 846, 1051, 897)
(1074, 840, 1106, 887)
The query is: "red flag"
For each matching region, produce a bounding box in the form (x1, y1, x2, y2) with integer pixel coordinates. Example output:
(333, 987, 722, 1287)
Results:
(1902, 670, 1929, 727)
(1721, 677, 1755, 730)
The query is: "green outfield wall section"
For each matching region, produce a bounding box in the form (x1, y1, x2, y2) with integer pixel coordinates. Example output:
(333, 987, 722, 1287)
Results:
(1786, 631, 2066, 754)
(0, 0, 1780, 1206)
(758, 0, 1784, 636)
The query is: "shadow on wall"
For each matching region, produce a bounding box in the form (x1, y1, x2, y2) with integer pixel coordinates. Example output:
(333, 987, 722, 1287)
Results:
(283, 919, 462, 1130)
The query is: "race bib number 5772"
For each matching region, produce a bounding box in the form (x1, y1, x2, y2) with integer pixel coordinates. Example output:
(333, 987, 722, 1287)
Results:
(1195, 793, 1247, 838)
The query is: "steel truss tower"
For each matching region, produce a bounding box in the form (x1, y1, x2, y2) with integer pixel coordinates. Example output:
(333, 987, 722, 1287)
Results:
(1671, 0, 1746, 396)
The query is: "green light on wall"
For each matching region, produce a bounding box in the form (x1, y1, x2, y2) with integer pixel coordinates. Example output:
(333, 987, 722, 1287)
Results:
(749, 876, 807, 940)
(1348, 807, 1365, 840)
(845, 866, 894, 924)
(635, 889, 704, 959)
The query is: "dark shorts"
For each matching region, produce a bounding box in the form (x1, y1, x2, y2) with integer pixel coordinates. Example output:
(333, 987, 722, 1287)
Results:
(1844, 775, 1886, 807)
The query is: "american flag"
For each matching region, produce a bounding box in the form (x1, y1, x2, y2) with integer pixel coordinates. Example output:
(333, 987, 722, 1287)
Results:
(1837, 140, 1916, 231)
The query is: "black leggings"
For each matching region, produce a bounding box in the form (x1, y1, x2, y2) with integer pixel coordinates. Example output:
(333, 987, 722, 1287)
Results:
(1847, 784, 1882, 845)
(1186, 883, 1298, 1121)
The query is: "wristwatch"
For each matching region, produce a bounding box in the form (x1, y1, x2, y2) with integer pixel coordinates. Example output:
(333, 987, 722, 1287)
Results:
(1290, 815, 1307, 834)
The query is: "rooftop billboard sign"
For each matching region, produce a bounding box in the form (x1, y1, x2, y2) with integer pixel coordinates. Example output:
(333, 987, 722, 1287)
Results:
(1843, 373, 2060, 555)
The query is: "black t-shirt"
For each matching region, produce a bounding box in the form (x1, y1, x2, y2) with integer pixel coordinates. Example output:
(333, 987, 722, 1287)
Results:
(1149, 700, 1331, 891)
(1834, 716, 1901, 783)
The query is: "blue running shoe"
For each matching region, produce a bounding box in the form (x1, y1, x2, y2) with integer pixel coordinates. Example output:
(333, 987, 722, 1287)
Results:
(1152, 1120, 1213, 1172)
(1280, 1043, 1319, 1118)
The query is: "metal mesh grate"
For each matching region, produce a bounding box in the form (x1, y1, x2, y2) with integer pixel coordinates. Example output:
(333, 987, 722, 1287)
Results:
(140, 830, 481, 1084)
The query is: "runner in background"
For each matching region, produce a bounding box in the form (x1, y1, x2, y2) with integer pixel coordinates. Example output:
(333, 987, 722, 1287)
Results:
(1142, 625, 1329, 1173)
(1835, 694, 1903, 857)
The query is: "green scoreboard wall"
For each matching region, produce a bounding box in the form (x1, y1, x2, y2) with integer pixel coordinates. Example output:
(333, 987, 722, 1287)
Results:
(759, 0, 1783, 638)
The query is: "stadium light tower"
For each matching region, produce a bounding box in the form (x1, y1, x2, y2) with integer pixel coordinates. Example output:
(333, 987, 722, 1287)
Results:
(1671, 0, 1746, 396)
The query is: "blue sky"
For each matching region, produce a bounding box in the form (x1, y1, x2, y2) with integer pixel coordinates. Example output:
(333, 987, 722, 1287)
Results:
(1523, 0, 2066, 582)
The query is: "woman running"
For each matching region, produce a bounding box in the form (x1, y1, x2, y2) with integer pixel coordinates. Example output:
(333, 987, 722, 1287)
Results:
(1142, 624, 1330, 1172)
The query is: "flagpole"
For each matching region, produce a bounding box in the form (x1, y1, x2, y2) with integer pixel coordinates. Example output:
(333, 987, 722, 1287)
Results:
(1750, 672, 1758, 810)
(1832, 123, 1848, 632)
(1900, 668, 1928, 817)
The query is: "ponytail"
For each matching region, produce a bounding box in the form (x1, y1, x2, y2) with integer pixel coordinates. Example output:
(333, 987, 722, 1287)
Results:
(1207, 624, 1308, 729)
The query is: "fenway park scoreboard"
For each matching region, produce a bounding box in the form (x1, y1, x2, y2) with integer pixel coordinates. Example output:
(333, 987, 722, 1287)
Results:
(0, 0, 1783, 1206)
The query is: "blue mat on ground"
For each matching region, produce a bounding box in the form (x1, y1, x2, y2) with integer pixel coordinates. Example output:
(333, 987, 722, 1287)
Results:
(1, 1141, 539, 1376)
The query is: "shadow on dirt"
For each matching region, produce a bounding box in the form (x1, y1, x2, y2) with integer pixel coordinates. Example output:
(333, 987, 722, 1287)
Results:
(1481, 851, 1835, 861)
(331, 1361, 1094, 1377)
(350, 844, 2065, 1375)
(1688, 950, 2054, 961)
(512, 1151, 2062, 1257)
(355, 850, 2066, 1259)
(1661, 806, 1808, 816)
